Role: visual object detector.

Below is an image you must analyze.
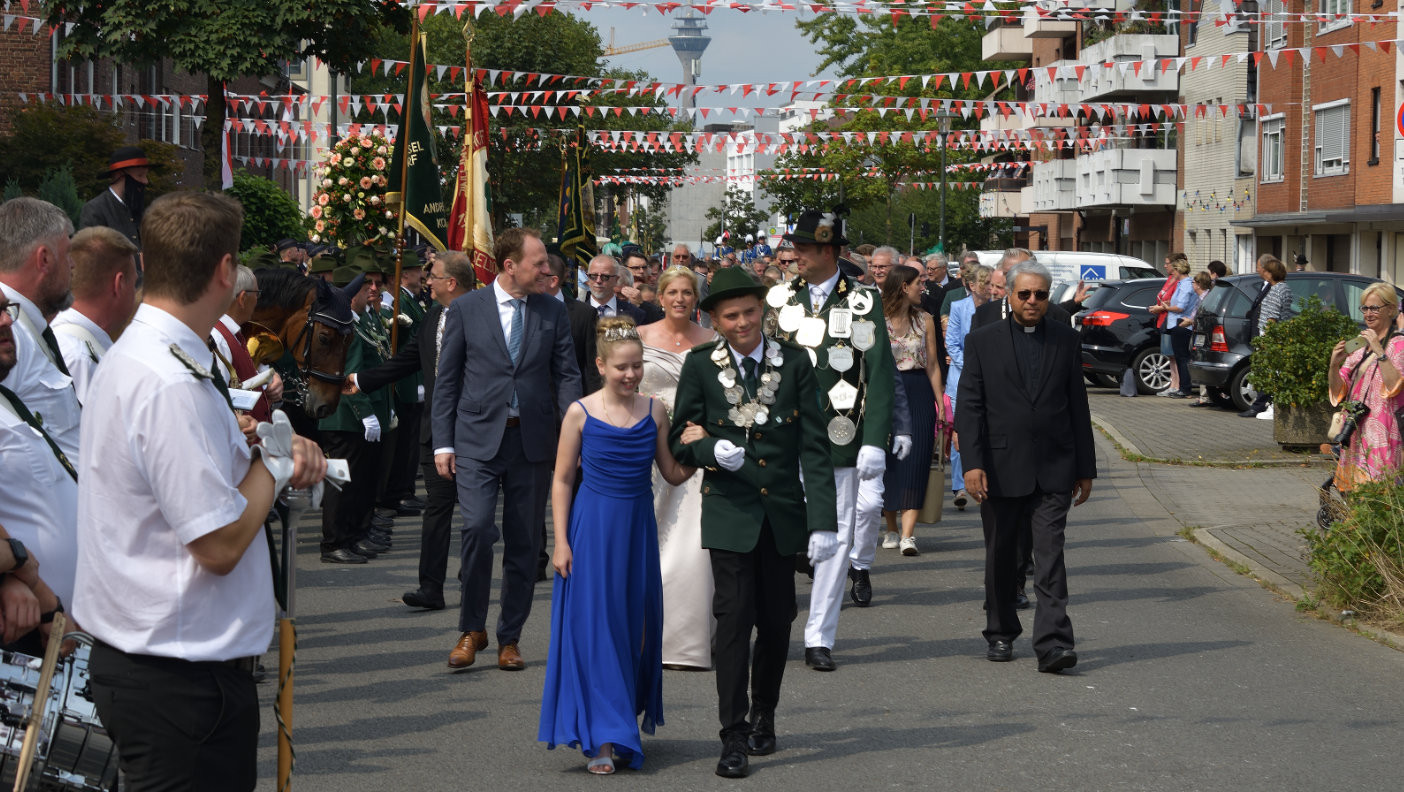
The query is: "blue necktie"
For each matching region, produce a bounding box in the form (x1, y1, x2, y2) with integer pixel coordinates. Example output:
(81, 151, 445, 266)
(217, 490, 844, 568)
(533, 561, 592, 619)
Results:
(508, 299, 524, 410)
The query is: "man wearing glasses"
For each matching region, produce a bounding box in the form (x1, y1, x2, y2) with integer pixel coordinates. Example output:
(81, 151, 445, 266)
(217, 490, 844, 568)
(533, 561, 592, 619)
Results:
(956, 259, 1094, 675)
(584, 254, 645, 325)
(209, 265, 283, 425)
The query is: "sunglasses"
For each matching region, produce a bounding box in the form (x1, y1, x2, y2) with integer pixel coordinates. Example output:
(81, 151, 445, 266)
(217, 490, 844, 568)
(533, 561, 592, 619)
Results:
(1016, 289, 1050, 302)
(587, 273, 616, 281)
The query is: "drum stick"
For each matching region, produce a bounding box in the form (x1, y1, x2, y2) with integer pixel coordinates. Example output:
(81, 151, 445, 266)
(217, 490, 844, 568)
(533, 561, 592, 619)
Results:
(13, 612, 66, 792)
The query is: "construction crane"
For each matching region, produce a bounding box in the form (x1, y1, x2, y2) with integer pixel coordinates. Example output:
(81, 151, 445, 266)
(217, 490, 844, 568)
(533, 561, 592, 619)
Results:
(603, 27, 670, 57)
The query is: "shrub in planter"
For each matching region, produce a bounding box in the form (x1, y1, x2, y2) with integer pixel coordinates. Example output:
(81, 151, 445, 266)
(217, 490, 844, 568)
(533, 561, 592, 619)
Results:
(1250, 295, 1359, 408)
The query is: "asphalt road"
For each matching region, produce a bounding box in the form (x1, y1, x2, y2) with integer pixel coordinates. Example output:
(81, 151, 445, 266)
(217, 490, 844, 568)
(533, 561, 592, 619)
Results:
(255, 432, 1404, 791)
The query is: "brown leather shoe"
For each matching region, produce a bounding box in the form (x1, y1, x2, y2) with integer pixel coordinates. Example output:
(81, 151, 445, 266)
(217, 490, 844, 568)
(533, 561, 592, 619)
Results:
(498, 641, 525, 671)
(447, 631, 488, 669)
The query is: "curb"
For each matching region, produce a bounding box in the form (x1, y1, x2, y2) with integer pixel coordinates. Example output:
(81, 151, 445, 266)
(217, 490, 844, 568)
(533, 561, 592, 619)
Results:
(1190, 526, 1304, 601)
(1090, 414, 1333, 468)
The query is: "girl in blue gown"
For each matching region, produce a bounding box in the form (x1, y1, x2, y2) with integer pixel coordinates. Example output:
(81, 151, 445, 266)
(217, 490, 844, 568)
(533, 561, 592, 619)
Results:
(539, 317, 703, 774)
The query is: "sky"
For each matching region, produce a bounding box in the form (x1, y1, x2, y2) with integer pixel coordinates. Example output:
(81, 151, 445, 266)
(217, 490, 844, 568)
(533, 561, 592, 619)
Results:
(578, 8, 841, 108)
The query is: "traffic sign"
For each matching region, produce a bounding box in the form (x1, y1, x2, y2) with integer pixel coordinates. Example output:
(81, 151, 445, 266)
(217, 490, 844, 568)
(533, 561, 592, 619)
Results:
(1080, 264, 1107, 281)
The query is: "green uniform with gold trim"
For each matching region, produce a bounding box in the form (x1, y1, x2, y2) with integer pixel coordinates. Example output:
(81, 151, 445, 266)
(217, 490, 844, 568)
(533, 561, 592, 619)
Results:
(319, 309, 391, 433)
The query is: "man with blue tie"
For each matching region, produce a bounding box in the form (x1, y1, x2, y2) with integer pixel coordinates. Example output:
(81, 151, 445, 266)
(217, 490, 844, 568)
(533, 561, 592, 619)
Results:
(433, 227, 583, 671)
(584, 254, 646, 325)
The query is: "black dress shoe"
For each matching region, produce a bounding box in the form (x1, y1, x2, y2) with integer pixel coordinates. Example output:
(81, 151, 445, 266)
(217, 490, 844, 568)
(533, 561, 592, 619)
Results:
(848, 567, 872, 607)
(370, 513, 395, 531)
(804, 646, 836, 671)
(402, 589, 446, 610)
(747, 710, 776, 756)
(362, 533, 391, 549)
(1014, 590, 1031, 610)
(1237, 408, 1262, 418)
(986, 639, 1013, 662)
(716, 735, 750, 778)
(321, 548, 367, 564)
(1038, 647, 1078, 674)
(351, 539, 382, 558)
(394, 500, 423, 517)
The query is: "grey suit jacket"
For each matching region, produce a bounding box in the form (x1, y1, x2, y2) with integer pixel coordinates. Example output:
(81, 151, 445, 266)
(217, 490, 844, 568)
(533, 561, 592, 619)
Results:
(432, 285, 582, 464)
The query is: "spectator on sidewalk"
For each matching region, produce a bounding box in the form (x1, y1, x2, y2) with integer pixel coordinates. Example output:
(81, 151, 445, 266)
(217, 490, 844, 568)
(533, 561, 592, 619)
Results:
(1240, 255, 1292, 417)
(1327, 282, 1403, 493)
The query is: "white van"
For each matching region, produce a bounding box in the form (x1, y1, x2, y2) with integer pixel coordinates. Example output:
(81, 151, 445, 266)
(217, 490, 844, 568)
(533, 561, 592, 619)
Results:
(973, 250, 1160, 283)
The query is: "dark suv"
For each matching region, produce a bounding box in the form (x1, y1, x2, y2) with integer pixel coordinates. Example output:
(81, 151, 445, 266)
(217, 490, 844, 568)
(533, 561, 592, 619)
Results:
(1076, 278, 1173, 394)
(1188, 272, 1404, 411)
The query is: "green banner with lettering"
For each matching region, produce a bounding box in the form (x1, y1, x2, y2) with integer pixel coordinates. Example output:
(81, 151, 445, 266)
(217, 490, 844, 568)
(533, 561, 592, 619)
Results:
(389, 30, 448, 250)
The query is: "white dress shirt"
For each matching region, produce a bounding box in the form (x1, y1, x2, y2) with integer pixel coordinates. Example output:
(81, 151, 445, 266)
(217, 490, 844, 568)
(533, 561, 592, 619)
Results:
(51, 307, 113, 404)
(74, 303, 268, 662)
(0, 398, 79, 606)
(807, 269, 842, 312)
(0, 283, 82, 459)
(588, 294, 620, 316)
(494, 278, 525, 418)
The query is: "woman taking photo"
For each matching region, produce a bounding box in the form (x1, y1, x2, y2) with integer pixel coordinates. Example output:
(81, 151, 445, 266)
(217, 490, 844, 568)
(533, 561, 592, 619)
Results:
(637, 267, 718, 670)
(1327, 283, 1404, 493)
(878, 266, 945, 555)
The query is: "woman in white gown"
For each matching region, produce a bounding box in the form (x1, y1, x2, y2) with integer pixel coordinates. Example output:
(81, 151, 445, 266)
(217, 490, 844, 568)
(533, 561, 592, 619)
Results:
(637, 267, 718, 670)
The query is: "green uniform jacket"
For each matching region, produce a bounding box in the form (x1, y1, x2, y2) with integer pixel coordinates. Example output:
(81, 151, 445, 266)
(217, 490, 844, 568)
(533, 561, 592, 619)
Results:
(669, 337, 837, 556)
(319, 310, 391, 433)
(386, 288, 426, 407)
(768, 273, 896, 468)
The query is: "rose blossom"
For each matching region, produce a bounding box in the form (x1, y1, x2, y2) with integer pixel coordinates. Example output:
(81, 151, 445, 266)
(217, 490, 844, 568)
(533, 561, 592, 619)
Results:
(317, 193, 330, 206)
(360, 176, 372, 189)
(372, 156, 387, 171)
(353, 208, 366, 220)
(310, 205, 323, 219)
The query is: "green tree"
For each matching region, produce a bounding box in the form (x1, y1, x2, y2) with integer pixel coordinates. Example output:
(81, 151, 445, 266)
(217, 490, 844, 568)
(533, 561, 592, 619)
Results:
(225, 172, 307, 252)
(45, 1, 409, 189)
(350, 14, 694, 230)
(0, 103, 185, 201)
(704, 188, 769, 243)
(37, 164, 83, 227)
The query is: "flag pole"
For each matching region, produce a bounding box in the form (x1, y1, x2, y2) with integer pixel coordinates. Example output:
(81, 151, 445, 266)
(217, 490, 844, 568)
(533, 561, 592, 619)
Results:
(391, 15, 421, 352)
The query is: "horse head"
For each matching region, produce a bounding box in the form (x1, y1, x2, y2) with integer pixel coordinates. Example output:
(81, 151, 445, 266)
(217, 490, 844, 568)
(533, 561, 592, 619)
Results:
(249, 269, 354, 420)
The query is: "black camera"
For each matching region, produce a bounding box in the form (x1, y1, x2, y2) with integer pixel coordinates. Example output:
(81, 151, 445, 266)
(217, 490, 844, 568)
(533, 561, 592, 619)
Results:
(1332, 399, 1371, 448)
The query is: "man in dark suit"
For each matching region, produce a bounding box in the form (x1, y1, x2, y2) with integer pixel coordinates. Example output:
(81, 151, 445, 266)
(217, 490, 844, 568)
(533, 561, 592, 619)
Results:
(432, 228, 582, 671)
(669, 268, 837, 779)
(956, 259, 1095, 675)
(622, 249, 665, 325)
(583, 254, 645, 324)
(546, 252, 602, 395)
(354, 251, 477, 609)
(79, 146, 150, 248)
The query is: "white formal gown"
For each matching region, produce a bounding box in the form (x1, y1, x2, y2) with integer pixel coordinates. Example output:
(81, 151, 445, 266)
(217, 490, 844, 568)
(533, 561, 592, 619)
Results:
(640, 342, 717, 669)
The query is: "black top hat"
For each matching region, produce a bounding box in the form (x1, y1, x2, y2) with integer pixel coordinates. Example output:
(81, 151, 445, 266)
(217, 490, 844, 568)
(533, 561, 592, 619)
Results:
(105, 145, 152, 177)
(699, 267, 767, 312)
(783, 209, 847, 247)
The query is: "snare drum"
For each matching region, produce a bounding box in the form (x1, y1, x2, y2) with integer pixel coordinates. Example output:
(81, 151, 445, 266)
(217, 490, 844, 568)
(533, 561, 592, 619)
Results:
(0, 640, 118, 791)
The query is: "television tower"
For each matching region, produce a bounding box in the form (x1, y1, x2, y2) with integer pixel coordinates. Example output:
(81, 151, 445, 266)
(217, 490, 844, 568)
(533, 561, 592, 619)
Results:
(669, 9, 710, 110)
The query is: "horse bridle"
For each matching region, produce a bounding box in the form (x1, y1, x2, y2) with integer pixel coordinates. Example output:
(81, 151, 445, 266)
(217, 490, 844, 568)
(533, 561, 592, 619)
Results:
(289, 307, 354, 387)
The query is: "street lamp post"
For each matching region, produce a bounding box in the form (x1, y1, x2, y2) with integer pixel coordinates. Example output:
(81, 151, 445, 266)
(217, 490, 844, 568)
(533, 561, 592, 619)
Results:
(937, 110, 955, 253)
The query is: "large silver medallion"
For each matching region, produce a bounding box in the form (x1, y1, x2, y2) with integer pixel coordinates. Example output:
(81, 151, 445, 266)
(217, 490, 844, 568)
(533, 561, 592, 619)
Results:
(762, 312, 779, 337)
(766, 283, 792, 308)
(847, 290, 874, 316)
(718, 369, 737, 389)
(828, 307, 853, 339)
(777, 303, 804, 333)
(850, 319, 877, 351)
(827, 343, 854, 373)
(827, 415, 857, 446)
(828, 379, 859, 411)
(796, 317, 827, 348)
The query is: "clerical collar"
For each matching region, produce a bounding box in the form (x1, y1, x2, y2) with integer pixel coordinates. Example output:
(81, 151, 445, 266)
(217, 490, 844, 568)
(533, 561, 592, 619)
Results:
(1011, 314, 1041, 334)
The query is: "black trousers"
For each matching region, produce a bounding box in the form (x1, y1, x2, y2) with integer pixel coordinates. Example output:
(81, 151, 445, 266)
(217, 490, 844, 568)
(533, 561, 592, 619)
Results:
(981, 489, 1075, 660)
(417, 440, 456, 596)
(320, 429, 380, 553)
(1169, 326, 1193, 395)
(379, 401, 423, 508)
(453, 425, 550, 642)
(710, 521, 797, 740)
(89, 642, 258, 792)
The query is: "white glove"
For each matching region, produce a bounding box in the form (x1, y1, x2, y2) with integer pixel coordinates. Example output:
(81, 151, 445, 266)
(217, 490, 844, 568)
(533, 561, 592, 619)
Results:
(362, 414, 382, 442)
(891, 435, 912, 461)
(856, 444, 886, 480)
(416, 384, 425, 402)
(807, 531, 838, 564)
(254, 410, 297, 496)
(713, 439, 745, 472)
(396, 313, 413, 326)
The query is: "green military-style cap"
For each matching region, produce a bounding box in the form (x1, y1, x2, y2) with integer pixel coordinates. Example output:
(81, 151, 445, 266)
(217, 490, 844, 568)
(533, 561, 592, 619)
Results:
(331, 265, 360, 286)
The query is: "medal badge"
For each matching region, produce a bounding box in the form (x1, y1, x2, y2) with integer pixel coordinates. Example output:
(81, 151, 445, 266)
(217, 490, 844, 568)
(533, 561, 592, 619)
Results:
(796, 317, 827, 348)
(766, 283, 792, 308)
(827, 415, 858, 446)
(762, 312, 779, 337)
(828, 379, 859, 411)
(847, 290, 874, 316)
(718, 369, 737, 389)
(827, 307, 853, 339)
(827, 343, 854, 373)
(850, 319, 877, 351)
(777, 303, 804, 333)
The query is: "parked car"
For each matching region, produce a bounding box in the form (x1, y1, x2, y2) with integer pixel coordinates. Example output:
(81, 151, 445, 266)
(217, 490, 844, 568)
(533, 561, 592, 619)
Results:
(1076, 278, 1173, 393)
(974, 250, 1160, 283)
(1188, 272, 1404, 411)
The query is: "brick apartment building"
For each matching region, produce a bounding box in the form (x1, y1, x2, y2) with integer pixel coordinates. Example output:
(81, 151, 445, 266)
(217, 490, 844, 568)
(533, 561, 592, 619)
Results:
(1234, 0, 1403, 284)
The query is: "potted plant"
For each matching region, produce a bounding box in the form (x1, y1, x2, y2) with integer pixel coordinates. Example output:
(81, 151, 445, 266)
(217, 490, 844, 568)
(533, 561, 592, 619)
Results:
(1250, 295, 1359, 450)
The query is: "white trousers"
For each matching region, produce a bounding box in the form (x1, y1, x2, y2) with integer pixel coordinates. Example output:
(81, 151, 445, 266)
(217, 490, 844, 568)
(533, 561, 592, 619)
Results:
(805, 467, 883, 650)
(848, 474, 885, 571)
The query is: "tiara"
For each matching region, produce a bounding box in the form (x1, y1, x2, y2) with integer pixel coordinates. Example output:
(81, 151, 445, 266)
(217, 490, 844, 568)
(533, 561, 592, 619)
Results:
(602, 325, 640, 342)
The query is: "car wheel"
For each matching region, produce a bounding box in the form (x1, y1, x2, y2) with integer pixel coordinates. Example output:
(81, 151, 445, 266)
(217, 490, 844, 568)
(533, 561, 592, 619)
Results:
(1227, 365, 1258, 412)
(1132, 347, 1172, 395)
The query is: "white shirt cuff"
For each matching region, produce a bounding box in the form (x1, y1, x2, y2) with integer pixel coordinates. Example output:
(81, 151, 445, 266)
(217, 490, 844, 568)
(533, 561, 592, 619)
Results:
(433, 447, 454, 456)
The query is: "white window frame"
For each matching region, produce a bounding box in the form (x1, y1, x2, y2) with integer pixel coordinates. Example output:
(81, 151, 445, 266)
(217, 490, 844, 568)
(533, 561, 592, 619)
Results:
(1264, 0, 1287, 49)
(1261, 114, 1285, 183)
(1313, 100, 1351, 177)
(1319, 0, 1352, 33)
